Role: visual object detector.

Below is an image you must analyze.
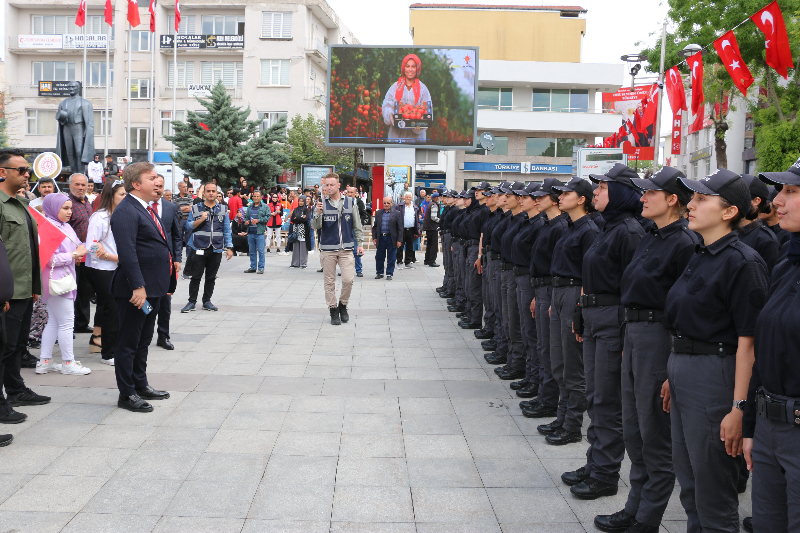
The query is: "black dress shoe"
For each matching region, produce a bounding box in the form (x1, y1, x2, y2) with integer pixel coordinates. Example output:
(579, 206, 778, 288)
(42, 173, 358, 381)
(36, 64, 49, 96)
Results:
(135, 386, 170, 400)
(455, 312, 468, 319)
(516, 383, 540, 399)
(20, 349, 38, 369)
(118, 395, 153, 412)
(570, 477, 618, 500)
(440, 292, 455, 299)
(537, 419, 562, 436)
(497, 368, 526, 380)
(447, 306, 464, 313)
(521, 403, 557, 418)
(594, 509, 635, 532)
(625, 522, 659, 533)
(459, 322, 481, 330)
(742, 517, 753, 533)
(375, 274, 384, 279)
(561, 465, 591, 485)
(494, 364, 511, 375)
(317, 268, 324, 272)
(481, 340, 497, 351)
(509, 380, 530, 391)
(243, 268, 256, 273)
(446, 298, 457, 305)
(429, 263, 440, 267)
(519, 399, 539, 410)
(74, 326, 94, 334)
(0, 434, 12, 447)
(484, 353, 506, 365)
(546, 428, 583, 446)
(6, 387, 50, 407)
(474, 329, 494, 339)
(436, 286, 446, 292)
(157, 337, 174, 350)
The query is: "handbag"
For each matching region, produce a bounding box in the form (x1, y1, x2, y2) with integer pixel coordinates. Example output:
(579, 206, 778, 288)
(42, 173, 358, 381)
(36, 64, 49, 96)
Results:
(287, 232, 298, 244)
(49, 259, 77, 296)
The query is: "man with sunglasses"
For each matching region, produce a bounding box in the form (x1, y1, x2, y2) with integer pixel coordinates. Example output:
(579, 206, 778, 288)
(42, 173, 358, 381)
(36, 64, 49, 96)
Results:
(0, 149, 51, 425)
(372, 196, 403, 280)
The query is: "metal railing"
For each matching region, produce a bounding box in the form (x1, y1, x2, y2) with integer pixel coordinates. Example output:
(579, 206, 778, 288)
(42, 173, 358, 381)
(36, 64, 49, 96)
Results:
(477, 104, 615, 114)
(306, 39, 327, 57)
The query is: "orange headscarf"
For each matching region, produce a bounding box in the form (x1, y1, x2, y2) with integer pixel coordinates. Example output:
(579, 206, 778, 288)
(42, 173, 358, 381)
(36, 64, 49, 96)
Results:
(395, 54, 422, 105)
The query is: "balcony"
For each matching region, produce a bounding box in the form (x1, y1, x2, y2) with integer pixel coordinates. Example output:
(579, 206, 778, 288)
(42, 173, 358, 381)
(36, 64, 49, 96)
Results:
(306, 0, 339, 29)
(304, 85, 326, 105)
(305, 39, 328, 69)
(7, 85, 111, 99)
(479, 60, 623, 92)
(477, 107, 623, 137)
(159, 86, 243, 99)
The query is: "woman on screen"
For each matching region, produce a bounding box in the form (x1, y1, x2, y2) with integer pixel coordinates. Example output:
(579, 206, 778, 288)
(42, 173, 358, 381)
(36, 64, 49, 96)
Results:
(382, 54, 432, 143)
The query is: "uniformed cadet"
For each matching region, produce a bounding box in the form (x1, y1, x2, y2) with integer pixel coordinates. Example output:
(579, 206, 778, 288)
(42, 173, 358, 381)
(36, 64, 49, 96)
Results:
(474, 187, 502, 343)
(435, 191, 457, 299)
(567, 164, 646, 500)
(454, 190, 478, 322)
(521, 178, 567, 418)
(594, 167, 699, 533)
(743, 161, 800, 533)
(664, 169, 768, 533)
(509, 182, 545, 394)
(759, 187, 791, 246)
(484, 184, 513, 364)
(740, 174, 781, 274)
(460, 183, 491, 329)
(447, 193, 468, 313)
(494, 181, 528, 380)
(541, 177, 598, 446)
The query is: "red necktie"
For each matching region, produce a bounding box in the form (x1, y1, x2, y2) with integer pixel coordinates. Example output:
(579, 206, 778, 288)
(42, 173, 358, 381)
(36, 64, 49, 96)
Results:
(148, 204, 173, 269)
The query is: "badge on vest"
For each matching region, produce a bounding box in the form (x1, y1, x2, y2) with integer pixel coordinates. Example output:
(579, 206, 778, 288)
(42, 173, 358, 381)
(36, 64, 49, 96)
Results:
(344, 214, 351, 222)
(217, 214, 224, 222)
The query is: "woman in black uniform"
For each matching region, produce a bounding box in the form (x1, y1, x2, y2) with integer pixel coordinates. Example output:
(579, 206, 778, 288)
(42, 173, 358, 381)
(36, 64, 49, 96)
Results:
(594, 167, 699, 533)
(741, 163, 800, 533)
(567, 164, 646, 501)
(485, 186, 513, 365)
(759, 187, 791, 245)
(740, 175, 781, 274)
(664, 168, 769, 533)
(541, 177, 599, 446)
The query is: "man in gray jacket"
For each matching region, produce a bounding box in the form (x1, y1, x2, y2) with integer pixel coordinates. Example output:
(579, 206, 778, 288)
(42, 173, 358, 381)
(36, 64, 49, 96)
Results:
(423, 192, 441, 267)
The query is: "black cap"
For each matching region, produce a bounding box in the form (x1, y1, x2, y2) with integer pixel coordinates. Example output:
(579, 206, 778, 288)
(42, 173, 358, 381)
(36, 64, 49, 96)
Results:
(553, 177, 594, 200)
(631, 166, 691, 205)
(759, 157, 800, 189)
(768, 187, 779, 202)
(588, 163, 641, 190)
(741, 174, 769, 201)
(490, 181, 508, 195)
(532, 178, 565, 197)
(464, 189, 476, 199)
(499, 181, 525, 195)
(678, 168, 751, 218)
(473, 181, 490, 191)
(516, 182, 541, 196)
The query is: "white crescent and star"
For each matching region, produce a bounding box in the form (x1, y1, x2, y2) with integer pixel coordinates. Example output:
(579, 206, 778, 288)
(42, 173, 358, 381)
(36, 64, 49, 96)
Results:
(669, 68, 678, 85)
(721, 39, 731, 50)
(729, 60, 740, 70)
(692, 61, 699, 79)
(762, 10, 775, 47)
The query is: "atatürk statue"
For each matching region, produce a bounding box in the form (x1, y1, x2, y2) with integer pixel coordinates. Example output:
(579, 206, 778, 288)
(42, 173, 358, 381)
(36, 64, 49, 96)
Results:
(55, 81, 95, 173)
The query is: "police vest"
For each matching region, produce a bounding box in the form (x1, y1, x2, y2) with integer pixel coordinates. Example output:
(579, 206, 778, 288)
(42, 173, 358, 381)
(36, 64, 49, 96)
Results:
(319, 196, 355, 251)
(190, 202, 228, 250)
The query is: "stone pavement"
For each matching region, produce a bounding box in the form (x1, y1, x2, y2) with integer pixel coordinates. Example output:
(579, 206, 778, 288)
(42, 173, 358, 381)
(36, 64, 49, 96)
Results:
(1, 250, 751, 532)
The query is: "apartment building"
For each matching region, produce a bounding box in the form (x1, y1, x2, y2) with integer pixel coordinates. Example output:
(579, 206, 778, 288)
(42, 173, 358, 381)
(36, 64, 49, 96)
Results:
(4, 0, 358, 186)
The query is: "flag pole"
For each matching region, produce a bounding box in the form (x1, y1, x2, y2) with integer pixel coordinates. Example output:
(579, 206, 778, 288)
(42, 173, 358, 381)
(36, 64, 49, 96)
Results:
(126, 27, 132, 159)
(149, 32, 155, 164)
(104, 18, 110, 158)
(653, 19, 667, 168)
(171, 8, 177, 188)
(82, 23, 87, 91)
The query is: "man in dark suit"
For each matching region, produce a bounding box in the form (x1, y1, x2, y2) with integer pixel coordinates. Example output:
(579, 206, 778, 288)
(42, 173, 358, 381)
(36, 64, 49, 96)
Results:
(110, 162, 173, 412)
(372, 196, 403, 280)
(394, 191, 420, 268)
(152, 175, 183, 351)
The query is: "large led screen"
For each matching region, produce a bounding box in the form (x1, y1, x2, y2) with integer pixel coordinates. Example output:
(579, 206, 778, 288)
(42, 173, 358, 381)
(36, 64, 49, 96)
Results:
(326, 45, 478, 150)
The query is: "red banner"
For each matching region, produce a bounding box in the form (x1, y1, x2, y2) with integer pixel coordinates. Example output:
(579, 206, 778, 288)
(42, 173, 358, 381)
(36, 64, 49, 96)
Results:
(671, 109, 683, 154)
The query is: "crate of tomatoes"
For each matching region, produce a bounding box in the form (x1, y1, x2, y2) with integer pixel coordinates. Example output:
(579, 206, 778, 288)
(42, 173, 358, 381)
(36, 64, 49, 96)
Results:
(393, 100, 433, 130)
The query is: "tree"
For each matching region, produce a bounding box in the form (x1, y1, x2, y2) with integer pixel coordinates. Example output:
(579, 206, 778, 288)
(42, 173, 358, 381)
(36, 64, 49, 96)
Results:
(285, 113, 354, 175)
(637, 0, 800, 170)
(0, 118, 8, 148)
(165, 81, 289, 188)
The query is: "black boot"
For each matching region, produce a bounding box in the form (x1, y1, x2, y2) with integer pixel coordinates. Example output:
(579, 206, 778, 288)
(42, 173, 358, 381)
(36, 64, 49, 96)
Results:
(570, 477, 618, 500)
(338, 302, 349, 323)
(330, 306, 341, 326)
(593, 509, 635, 533)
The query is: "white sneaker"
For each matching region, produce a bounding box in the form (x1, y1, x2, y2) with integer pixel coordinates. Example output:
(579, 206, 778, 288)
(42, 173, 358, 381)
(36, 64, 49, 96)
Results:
(308, 250, 315, 254)
(61, 360, 91, 375)
(280, 251, 290, 256)
(100, 358, 115, 366)
(35, 359, 62, 374)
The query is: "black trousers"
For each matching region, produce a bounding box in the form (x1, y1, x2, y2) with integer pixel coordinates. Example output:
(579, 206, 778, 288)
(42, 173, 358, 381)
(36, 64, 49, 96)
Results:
(1, 298, 33, 400)
(114, 296, 160, 396)
(87, 268, 118, 360)
(74, 263, 94, 330)
(424, 230, 439, 265)
(401, 228, 416, 265)
(157, 295, 171, 339)
(188, 250, 222, 304)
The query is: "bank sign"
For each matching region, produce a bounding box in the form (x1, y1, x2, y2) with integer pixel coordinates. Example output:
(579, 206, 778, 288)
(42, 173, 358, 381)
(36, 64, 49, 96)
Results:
(463, 162, 572, 174)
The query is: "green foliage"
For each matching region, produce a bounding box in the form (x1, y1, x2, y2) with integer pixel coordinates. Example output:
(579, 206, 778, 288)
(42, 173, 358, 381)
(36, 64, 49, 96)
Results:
(165, 81, 288, 189)
(285, 114, 354, 175)
(0, 118, 8, 148)
(752, 69, 800, 172)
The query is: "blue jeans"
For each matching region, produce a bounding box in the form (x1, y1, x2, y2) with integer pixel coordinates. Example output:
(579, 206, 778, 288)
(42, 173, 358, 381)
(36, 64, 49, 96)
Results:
(248, 232, 265, 270)
(376, 235, 397, 276)
(353, 248, 362, 274)
(414, 236, 421, 251)
(309, 228, 315, 251)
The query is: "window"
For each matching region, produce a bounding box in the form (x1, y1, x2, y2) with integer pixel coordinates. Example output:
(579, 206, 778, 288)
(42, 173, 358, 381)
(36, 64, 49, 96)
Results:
(692, 161, 698, 179)
(94, 110, 112, 136)
(128, 78, 150, 99)
(261, 12, 292, 38)
(705, 158, 712, 177)
(526, 137, 585, 157)
(201, 61, 243, 87)
(130, 30, 151, 52)
(490, 137, 509, 155)
(32, 61, 76, 84)
(202, 15, 244, 35)
(168, 61, 194, 87)
(26, 109, 58, 135)
(168, 15, 196, 34)
(30, 15, 80, 35)
(129, 128, 149, 150)
(87, 61, 112, 87)
(260, 59, 290, 86)
(161, 110, 185, 136)
(257, 111, 288, 133)
(530, 88, 589, 112)
(477, 88, 512, 110)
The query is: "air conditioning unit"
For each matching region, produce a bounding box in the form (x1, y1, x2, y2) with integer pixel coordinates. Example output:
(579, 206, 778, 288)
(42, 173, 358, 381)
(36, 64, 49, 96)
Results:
(415, 150, 439, 165)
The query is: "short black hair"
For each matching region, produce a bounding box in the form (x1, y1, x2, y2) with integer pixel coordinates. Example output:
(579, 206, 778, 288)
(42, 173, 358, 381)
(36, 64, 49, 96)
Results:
(38, 177, 55, 186)
(0, 148, 26, 167)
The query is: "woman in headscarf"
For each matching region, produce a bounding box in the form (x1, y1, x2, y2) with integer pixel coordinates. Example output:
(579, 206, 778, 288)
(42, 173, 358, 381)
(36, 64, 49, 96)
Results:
(290, 195, 312, 268)
(230, 208, 249, 256)
(36, 193, 91, 376)
(382, 54, 432, 143)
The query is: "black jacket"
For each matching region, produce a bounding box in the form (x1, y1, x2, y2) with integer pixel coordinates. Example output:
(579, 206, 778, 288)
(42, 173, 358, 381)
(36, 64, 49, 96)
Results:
(372, 208, 403, 245)
(290, 205, 312, 251)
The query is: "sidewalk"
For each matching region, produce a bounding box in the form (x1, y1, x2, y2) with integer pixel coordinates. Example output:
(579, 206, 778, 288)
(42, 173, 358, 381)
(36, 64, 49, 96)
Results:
(0, 251, 749, 532)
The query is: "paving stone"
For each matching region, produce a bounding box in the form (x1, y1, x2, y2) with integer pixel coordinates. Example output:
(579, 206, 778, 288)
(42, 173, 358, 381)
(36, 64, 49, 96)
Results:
(407, 458, 483, 488)
(248, 484, 334, 521)
(153, 516, 246, 533)
(263, 455, 339, 486)
(60, 512, 161, 533)
(0, 474, 107, 512)
(188, 452, 268, 483)
(332, 485, 413, 522)
(165, 480, 259, 518)
(411, 487, 496, 524)
(335, 457, 409, 487)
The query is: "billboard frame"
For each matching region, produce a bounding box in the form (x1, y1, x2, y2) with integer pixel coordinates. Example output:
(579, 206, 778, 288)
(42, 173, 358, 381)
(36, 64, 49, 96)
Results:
(325, 44, 479, 151)
(301, 164, 335, 190)
(576, 148, 628, 181)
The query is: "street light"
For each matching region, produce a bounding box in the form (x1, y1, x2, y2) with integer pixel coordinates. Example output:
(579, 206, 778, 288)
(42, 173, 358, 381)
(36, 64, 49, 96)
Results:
(621, 53, 647, 92)
(678, 43, 704, 58)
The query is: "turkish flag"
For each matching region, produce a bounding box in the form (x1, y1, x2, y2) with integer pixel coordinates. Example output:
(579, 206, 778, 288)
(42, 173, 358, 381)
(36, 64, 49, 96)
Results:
(104, 0, 113, 25)
(751, 1, 793, 79)
(75, 0, 86, 27)
(689, 51, 704, 116)
(149, 0, 156, 32)
(199, 122, 210, 131)
(28, 207, 74, 274)
(175, 0, 181, 32)
(692, 104, 705, 133)
(665, 66, 687, 113)
(713, 31, 754, 96)
(128, 0, 140, 27)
